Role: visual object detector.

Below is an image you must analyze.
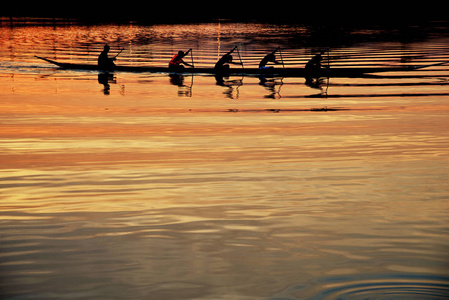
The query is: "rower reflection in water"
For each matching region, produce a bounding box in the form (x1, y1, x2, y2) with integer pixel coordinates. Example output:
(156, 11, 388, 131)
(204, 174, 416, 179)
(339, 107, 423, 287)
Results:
(97, 72, 116, 95)
(305, 76, 326, 92)
(169, 73, 193, 97)
(259, 76, 284, 99)
(215, 74, 243, 99)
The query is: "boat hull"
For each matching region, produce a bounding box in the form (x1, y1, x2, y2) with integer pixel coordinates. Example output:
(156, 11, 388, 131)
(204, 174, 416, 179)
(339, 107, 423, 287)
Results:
(35, 56, 415, 78)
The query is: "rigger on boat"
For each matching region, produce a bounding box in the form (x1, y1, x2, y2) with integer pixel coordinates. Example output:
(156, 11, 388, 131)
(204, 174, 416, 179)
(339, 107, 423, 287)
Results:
(35, 44, 449, 78)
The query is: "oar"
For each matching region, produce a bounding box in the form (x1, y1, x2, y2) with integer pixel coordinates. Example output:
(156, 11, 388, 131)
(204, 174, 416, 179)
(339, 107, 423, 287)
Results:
(190, 49, 195, 68)
(113, 47, 124, 59)
(277, 46, 285, 68)
(34, 55, 66, 68)
(35, 55, 56, 64)
(183, 48, 194, 68)
(236, 46, 244, 70)
(411, 60, 449, 70)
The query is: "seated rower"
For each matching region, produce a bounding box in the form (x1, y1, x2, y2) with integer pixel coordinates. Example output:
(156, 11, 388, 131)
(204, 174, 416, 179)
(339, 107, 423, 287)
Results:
(169, 49, 194, 71)
(214, 46, 243, 73)
(259, 48, 282, 69)
(305, 52, 323, 78)
(98, 44, 116, 70)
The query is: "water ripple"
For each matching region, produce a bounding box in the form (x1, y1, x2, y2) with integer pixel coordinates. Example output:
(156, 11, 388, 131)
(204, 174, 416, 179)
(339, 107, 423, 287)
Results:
(308, 274, 449, 300)
(1, 22, 449, 300)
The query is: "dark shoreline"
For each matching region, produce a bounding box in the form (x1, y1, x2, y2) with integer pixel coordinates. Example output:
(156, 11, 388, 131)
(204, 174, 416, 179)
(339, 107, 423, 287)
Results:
(2, 3, 449, 26)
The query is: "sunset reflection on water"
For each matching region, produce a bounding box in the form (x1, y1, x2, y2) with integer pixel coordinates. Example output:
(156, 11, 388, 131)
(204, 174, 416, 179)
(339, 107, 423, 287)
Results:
(1, 22, 449, 299)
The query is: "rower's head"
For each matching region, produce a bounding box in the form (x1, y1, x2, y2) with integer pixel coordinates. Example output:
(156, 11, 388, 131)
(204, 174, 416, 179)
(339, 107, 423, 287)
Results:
(103, 44, 110, 53)
(224, 54, 233, 63)
(266, 53, 276, 61)
(178, 51, 185, 58)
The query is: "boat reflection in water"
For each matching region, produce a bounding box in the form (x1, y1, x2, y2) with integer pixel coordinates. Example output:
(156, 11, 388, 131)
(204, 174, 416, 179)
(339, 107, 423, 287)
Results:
(97, 72, 116, 95)
(214, 74, 243, 99)
(97, 71, 327, 99)
(258, 76, 284, 99)
(169, 73, 193, 97)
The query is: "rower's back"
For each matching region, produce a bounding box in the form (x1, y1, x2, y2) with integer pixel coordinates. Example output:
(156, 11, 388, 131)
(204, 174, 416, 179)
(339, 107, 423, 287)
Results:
(98, 44, 116, 70)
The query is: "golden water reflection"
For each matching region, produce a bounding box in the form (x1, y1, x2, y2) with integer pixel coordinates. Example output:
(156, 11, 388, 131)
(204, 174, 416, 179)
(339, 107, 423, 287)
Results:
(1, 22, 449, 299)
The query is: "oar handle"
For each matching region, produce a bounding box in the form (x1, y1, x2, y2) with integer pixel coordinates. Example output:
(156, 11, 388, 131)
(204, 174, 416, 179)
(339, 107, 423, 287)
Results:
(113, 47, 125, 59)
(235, 46, 244, 69)
(189, 49, 194, 68)
(277, 47, 285, 68)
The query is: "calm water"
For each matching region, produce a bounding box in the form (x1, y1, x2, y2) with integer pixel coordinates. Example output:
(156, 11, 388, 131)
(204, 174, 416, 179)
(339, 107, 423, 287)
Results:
(1, 21, 449, 299)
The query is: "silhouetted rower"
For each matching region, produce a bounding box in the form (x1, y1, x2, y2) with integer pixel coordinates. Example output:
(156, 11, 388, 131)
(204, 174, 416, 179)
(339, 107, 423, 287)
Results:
(259, 48, 282, 69)
(305, 52, 323, 77)
(98, 44, 116, 70)
(169, 49, 193, 71)
(214, 46, 243, 73)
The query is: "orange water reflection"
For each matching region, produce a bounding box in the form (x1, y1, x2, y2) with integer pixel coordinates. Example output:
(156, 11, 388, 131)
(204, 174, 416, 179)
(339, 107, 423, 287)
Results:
(1, 23, 449, 300)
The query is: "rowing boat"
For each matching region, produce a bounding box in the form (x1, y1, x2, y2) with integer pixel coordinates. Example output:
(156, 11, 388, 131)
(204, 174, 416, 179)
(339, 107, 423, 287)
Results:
(35, 56, 446, 78)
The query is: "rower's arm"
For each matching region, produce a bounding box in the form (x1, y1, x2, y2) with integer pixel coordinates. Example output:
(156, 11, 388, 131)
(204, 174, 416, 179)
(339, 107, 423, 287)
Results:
(183, 61, 194, 68)
(227, 46, 238, 55)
